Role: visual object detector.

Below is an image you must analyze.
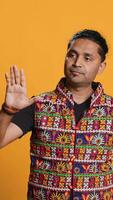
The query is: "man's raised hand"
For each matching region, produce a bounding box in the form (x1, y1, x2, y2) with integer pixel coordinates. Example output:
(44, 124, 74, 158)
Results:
(4, 65, 35, 110)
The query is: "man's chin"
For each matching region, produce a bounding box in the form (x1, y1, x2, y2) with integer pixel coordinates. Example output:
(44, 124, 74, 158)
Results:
(66, 78, 88, 88)
(66, 79, 81, 86)
(66, 76, 82, 83)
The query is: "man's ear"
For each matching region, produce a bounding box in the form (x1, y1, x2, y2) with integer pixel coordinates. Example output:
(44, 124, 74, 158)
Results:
(98, 61, 106, 75)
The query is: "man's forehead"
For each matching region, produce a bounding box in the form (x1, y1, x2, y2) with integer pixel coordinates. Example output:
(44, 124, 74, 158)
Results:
(68, 38, 100, 54)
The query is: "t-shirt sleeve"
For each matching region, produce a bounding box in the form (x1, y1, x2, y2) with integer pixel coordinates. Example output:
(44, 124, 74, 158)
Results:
(11, 103, 35, 135)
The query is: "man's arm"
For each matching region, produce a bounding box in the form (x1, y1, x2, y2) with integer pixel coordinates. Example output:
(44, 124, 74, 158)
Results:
(0, 110, 23, 148)
(0, 65, 35, 148)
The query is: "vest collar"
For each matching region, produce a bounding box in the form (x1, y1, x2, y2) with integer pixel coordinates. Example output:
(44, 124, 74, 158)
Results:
(56, 77, 104, 107)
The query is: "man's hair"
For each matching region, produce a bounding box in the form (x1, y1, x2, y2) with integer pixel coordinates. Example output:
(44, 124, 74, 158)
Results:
(67, 29, 108, 62)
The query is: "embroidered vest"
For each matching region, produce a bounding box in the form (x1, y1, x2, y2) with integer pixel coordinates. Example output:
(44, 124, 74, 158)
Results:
(28, 78, 113, 200)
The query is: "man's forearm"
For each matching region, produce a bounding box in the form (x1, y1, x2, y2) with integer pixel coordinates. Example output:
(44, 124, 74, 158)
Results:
(0, 109, 14, 147)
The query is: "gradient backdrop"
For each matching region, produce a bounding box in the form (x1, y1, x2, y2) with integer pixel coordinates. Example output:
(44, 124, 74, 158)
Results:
(0, 0, 113, 199)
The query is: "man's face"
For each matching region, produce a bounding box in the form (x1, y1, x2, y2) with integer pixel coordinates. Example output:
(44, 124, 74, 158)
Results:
(64, 38, 106, 87)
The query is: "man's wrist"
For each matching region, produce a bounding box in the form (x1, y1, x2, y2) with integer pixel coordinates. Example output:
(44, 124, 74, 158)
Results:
(1, 103, 19, 115)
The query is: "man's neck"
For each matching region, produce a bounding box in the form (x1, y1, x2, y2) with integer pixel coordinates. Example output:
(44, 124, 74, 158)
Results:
(67, 83, 94, 104)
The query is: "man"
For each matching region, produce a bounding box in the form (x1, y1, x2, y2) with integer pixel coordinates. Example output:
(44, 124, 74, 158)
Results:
(0, 29, 112, 199)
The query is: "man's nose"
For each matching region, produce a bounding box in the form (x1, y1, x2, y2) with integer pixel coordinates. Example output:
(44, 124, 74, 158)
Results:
(73, 56, 82, 67)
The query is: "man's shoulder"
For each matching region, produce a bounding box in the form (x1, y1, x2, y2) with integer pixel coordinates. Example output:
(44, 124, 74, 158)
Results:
(102, 93, 113, 106)
(34, 90, 57, 102)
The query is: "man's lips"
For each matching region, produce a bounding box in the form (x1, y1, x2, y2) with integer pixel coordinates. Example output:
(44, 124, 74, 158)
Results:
(70, 70, 84, 75)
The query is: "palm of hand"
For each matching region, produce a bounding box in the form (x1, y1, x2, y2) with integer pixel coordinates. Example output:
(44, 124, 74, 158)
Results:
(5, 66, 34, 110)
(6, 84, 28, 109)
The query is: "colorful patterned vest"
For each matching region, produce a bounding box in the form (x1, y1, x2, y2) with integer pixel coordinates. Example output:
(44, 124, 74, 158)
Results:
(28, 78, 113, 200)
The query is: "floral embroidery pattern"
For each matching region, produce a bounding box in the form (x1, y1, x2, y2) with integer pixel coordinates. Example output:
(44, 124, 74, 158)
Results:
(92, 134, 104, 146)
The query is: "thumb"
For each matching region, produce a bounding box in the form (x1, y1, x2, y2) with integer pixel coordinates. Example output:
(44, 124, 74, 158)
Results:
(28, 96, 37, 106)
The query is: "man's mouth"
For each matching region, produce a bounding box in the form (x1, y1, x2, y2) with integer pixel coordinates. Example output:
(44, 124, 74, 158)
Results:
(70, 70, 84, 75)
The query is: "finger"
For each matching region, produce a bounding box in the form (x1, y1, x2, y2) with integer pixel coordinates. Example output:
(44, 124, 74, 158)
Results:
(10, 66, 15, 85)
(5, 72, 11, 86)
(13, 65, 20, 84)
(20, 68, 26, 87)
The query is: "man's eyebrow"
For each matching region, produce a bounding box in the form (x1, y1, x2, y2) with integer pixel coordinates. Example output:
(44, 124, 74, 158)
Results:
(68, 49, 77, 54)
(68, 49, 94, 57)
(84, 52, 94, 57)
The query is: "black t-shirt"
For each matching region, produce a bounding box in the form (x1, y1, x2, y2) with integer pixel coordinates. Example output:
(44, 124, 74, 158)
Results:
(74, 96, 91, 124)
(11, 97, 91, 135)
(11, 103, 35, 134)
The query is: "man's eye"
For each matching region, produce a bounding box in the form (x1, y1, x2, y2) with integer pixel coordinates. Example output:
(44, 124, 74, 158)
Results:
(67, 53, 76, 58)
(85, 56, 91, 61)
(69, 54, 75, 57)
